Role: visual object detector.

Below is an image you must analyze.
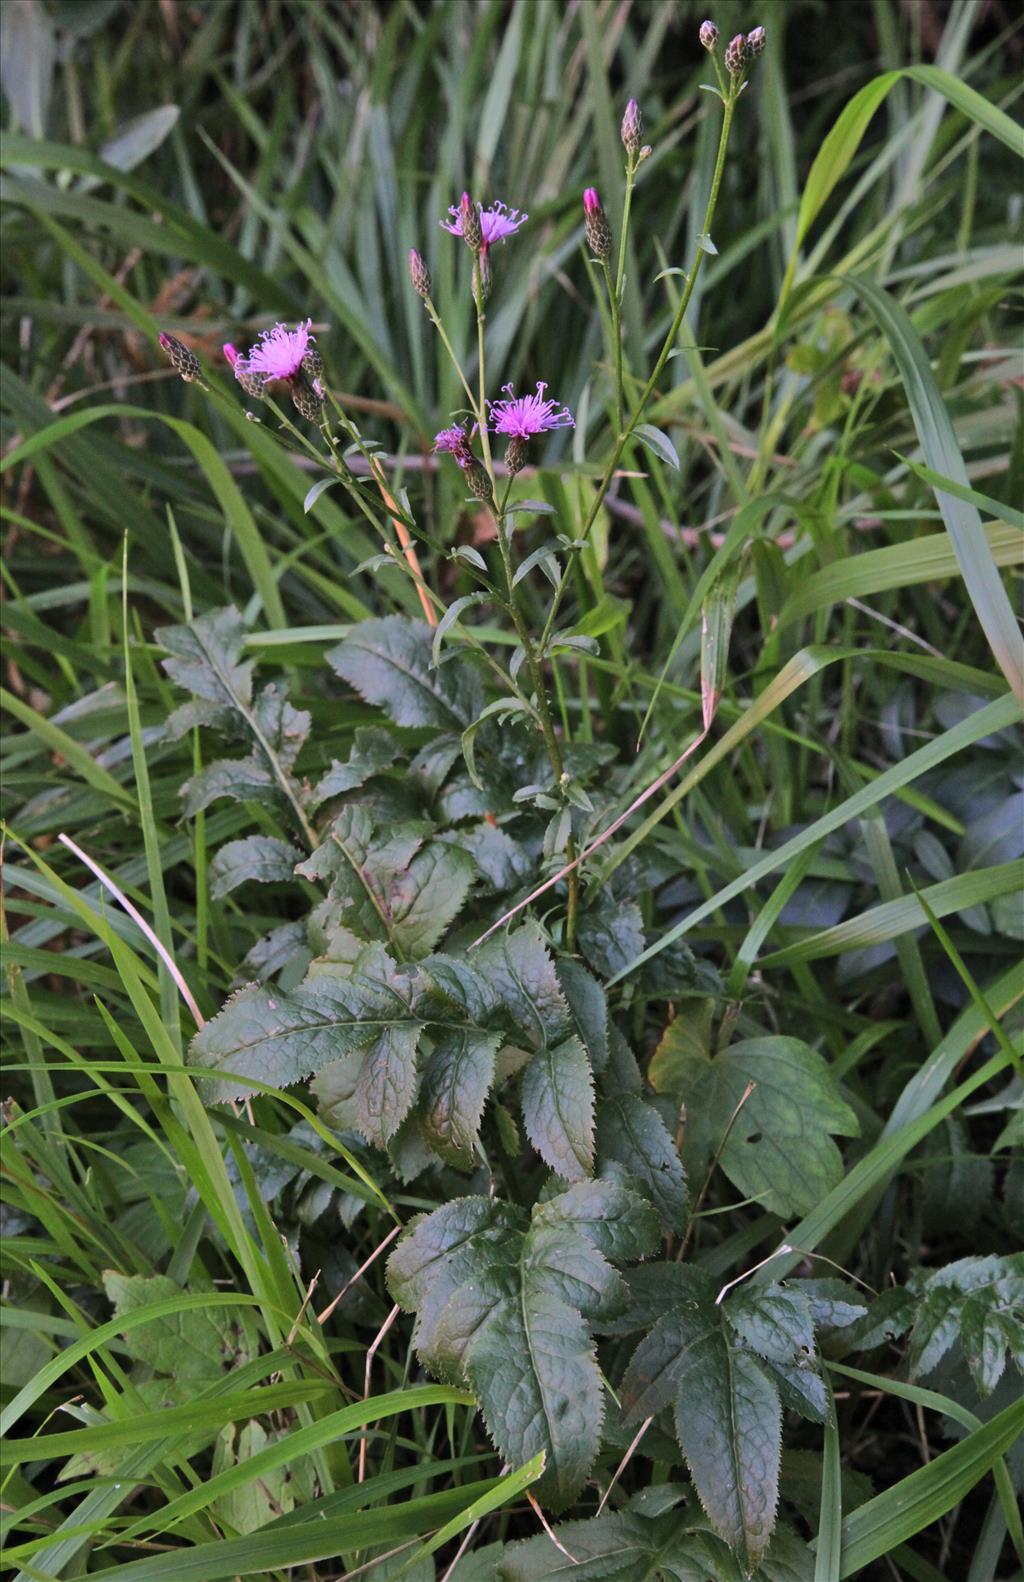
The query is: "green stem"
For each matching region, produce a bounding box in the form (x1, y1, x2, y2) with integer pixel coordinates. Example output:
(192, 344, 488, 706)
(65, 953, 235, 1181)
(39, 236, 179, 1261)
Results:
(475, 271, 493, 480)
(423, 295, 480, 420)
(540, 85, 739, 655)
(491, 493, 579, 949)
(602, 257, 624, 435)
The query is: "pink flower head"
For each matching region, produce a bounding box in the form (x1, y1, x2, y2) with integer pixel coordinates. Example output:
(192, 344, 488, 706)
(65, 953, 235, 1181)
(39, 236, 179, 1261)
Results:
(583, 188, 602, 217)
(222, 343, 239, 367)
(487, 382, 575, 440)
(433, 423, 474, 467)
(234, 320, 313, 382)
(441, 198, 528, 245)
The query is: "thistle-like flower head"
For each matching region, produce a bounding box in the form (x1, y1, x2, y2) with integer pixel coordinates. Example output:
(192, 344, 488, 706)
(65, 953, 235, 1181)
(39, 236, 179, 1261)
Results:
(434, 424, 474, 468)
(441, 198, 528, 246)
(234, 320, 314, 382)
(746, 25, 767, 57)
(699, 19, 719, 50)
(487, 382, 575, 440)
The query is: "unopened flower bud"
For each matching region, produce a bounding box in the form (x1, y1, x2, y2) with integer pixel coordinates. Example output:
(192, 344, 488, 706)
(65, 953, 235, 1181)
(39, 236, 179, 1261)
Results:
(699, 19, 718, 50)
(746, 25, 766, 57)
(583, 188, 612, 260)
(724, 33, 746, 74)
(464, 456, 494, 505)
(621, 98, 642, 157)
(408, 248, 431, 299)
(638, 145, 652, 162)
(505, 435, 527, 475)
(459, 191, 483, 252)
(290, 377, 323, 422)
(237, 367, 268, 401)
(473, 245, 492, 308)
(159, 332, 202, 384)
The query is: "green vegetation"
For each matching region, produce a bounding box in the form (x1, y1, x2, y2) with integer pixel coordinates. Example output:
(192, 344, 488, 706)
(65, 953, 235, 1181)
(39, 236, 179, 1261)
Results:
(2, 2, 1022, 1579)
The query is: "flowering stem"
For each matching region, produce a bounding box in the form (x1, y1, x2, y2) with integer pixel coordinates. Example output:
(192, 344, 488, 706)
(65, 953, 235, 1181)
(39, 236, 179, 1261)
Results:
(474, 271, 494, 480)
(491, 492, 579, 950)
(540, 85, 740, 656)
(602, 258, 624, 434)
(422, 295, 481, 424)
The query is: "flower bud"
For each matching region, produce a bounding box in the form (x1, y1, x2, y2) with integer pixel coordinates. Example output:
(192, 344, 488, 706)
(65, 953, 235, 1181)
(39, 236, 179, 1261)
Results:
(159, 331, 202, 384)
(583, 188, 612, 260)
(290, 377, 323, 422)
(621, 98, 642, 157)
(505, 435, 527, 475)
(724, 34, 746, 74)
(464, 456, 494, 505)
(699, 19, 718, 50)
(746, 25, 766, 57)
(459, 191, 483, 252)
(473, 244, 492, 308)
(638, 145, 652, 162)
(236, 368, 268, 401)
(408, 248, 431, 299)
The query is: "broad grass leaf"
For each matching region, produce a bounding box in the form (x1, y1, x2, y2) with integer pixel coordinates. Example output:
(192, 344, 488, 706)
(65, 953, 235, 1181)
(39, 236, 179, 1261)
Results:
(664, 1037, 859, 1218)
(521, 1035, 595, 1182)
(210, 836, 303, 900)
(329, 615, 482, 729)
(596, 1092, 687, 1232)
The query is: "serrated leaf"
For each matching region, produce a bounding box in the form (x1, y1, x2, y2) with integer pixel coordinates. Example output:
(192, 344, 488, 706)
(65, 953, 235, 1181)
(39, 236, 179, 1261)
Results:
(908, 1254, 1023, 1396)
(596, 1093, 688, 1232)
(420, 1028, 501, 1167)
(209, 836, 303, 899)
(189, 956, 425, 1104)
(101, 1273, 247, 1379)
(557, 959, 609, 1073)
(180, 755, 277, 816)
(328, 615, 482, 729)
(312, 726, 405, 805)
(576, 895, 646, 981)
(301, 806, 475, 958)
(454, 822, 533, 895)
(388, 1184, 654, 1511)
(666, 1037, 859, 1218)
(157, 606, 253, 709)
(633, 422, 680, 471)
(532, 1180, 659, 1265)
(521, 1036, 595, 1181)
(622, 1269, 782, 1573)
(476, 921, 571, 1048)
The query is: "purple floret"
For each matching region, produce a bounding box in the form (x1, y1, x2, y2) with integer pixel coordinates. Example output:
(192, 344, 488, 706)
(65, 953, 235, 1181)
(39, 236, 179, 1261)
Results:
(235, 320, 313, 381)
(441, 199, 528, 245)
(487, 382, 575, 439)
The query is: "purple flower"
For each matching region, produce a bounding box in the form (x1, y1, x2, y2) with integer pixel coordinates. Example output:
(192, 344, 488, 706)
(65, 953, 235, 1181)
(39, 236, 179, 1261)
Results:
(234, 320, 314, 382)
(441, 199, 528, 246)
(434, 424, 474, 467)
(487, 382, 575, 440)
